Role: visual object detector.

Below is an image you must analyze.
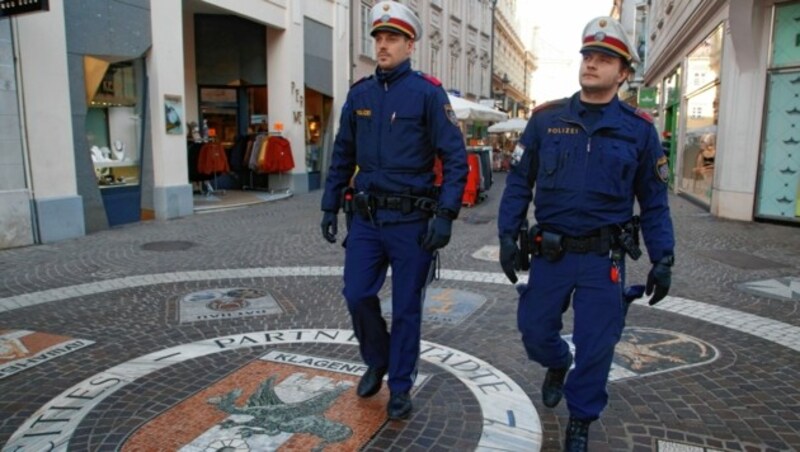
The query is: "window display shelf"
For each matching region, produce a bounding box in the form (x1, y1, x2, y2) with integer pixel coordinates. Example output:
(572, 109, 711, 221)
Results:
(93, 160, 139, 168)
(99, 181, 140, 189)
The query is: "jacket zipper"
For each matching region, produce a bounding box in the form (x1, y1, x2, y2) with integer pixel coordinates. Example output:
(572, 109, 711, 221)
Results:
(561, 117, 592, 216)
(377, 81, 388, 168)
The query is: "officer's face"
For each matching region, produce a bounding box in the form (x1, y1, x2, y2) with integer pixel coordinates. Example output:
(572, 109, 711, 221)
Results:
(579, 51, 629, 95)
(374, 31, 414, 71)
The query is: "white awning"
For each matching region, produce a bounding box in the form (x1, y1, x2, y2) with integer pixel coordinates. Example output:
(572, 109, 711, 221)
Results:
(487, 117, 528, 133)
(447, 94, 508, 122)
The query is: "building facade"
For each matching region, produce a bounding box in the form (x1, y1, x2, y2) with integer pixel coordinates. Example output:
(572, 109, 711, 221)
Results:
(0, 0, 350, 249)
(351, 0, 534, 118)
(621, 0, 800, 224)
(491, 0, 535, 117)
(352, 0, 495, 103)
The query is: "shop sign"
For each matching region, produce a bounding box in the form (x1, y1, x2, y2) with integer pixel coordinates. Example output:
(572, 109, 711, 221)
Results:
(200, 88, 236, 104)
(638, 87, 658, 109)
(0, 0, 49, 17)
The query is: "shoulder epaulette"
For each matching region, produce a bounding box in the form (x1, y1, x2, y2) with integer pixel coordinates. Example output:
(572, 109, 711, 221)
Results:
(619, 101, 655, 123)
(634, 107, 654, 123)
(416, 71, 442, 86)
(351, 75, 373, 87)
(531, 97, 569, 115)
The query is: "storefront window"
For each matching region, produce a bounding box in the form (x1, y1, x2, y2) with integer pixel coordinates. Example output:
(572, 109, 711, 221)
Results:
(305, 88, 333, 190)
(771, 2, 800, 68)
(679, 84, 718, 198)
(755, 2, 800, 222)
(678, 25, 722, 204)
(659, 68, 681, 187)
(84, 57, 141, 188)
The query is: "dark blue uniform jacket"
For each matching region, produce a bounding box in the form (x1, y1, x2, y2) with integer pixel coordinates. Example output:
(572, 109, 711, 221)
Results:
(498, 93, 674, 263)
(321, 59, 468, 223)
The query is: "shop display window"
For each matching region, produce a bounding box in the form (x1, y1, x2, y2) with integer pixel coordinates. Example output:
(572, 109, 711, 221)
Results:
(680, 85, 718, 201)
(84, 57, 141, 188)
(771, 2, 800, 68)
(305, 88, 333, 175)
(659, 68, 681, 185)
(757, 72, 800, 220)
(755, 2, 800, 221)
(678, 25, 722, 204)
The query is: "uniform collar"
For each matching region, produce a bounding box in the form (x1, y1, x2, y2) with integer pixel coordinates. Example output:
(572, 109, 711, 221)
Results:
(375, 58, 412, 86)
(566, 92, 624, 133)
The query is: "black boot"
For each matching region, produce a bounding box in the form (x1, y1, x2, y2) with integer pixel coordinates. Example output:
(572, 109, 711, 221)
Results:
(542, 352, 573, 408)
(564, 417, 591, 452)
(387, 392, 412, 420)
(357, 366, 387, 398)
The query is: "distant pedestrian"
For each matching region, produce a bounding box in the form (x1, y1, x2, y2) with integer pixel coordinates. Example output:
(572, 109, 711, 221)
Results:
(320, 1, 467, 420)
(497, 16, 675, 451)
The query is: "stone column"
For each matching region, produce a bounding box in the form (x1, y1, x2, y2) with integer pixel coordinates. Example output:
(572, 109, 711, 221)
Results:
(15, 2, 85, 242)
(148, 0, 193, 219)
(267, 0, 307, 193)
(712, 6, 769, 221)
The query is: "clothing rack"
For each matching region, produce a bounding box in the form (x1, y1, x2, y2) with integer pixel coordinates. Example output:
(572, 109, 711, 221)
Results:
(205, 177, 224, 197)
(241, 131, 294, 195)
(241, 132, 270, 192)
(199, 140, 228, 196)
(268, 131, 292, 195)
(188, 140, 226, 197)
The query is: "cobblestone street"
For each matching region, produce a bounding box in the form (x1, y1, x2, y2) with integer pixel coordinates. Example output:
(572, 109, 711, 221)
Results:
(1, 172, 799, 451)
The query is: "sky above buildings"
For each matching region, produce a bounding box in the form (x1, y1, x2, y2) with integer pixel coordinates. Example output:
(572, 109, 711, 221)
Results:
(516, 1, 614, 104)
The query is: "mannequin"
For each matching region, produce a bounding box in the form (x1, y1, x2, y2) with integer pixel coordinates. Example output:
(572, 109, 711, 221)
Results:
(90, 146, 104, 162)
(693, 134, 716, 180)
(112, 140, 126, 161)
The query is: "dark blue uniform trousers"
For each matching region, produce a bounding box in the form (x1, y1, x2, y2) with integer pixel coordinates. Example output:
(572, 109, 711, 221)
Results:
(343, 216, 433, 394)
(518, 252, 626, 420)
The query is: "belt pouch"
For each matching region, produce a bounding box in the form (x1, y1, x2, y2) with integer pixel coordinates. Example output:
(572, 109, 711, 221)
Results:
(341, 187, 355, 214)
(354, 193, 371, 219)
(528, 224, 542, 256)
(540, 231, 565, 262)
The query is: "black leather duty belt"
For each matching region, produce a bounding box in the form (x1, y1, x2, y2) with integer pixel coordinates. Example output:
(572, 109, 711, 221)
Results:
(372, 196, 407, 210)
(370, 194, 437, 214)
(561, 234, 611, 254)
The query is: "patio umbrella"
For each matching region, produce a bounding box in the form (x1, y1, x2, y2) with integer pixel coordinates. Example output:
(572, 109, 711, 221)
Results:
(447, 94, 508, 122)
(487, 117, 528, 133)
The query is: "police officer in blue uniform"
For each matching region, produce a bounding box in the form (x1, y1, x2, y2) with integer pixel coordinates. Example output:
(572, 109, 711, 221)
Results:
(497, 16, 675, 451)
(320, 1, 467, 420)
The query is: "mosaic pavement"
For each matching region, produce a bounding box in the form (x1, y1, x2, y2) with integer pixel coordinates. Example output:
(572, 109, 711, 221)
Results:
(0, 173, 799, 451)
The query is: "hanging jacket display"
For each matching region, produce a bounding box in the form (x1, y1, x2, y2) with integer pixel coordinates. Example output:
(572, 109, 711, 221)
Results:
(197, 142, 230, 175)
(261, 135, 295, 173)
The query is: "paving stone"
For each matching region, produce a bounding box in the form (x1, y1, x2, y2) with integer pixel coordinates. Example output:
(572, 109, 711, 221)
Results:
(0, 174, 799, 450)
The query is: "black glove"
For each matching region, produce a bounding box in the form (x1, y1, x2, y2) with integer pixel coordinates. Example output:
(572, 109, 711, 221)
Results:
(422, 216, 452, 251)
(499, 234, 519, 283)
(646, 255, 673, 305)
(321, 211, 338, 244)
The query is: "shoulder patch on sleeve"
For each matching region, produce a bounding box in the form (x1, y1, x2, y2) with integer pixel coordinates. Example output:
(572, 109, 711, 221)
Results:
(655, 155, 669, 183)
(510, 144, 525, 167)
(635, 108, 654, 123)
(444, 103, 459, 126)
(416, 71, 442, 86)
(351, 75, 373, 87)
(531, 97, 569, 116)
